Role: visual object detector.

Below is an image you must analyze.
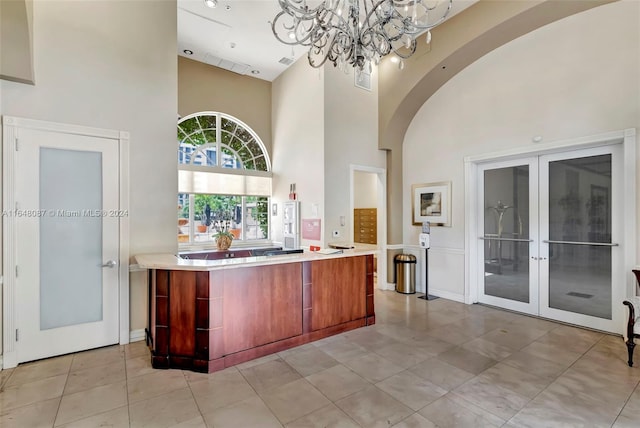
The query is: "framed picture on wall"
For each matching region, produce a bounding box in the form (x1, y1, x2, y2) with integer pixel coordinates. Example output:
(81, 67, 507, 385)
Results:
(412, 181, 452, 226)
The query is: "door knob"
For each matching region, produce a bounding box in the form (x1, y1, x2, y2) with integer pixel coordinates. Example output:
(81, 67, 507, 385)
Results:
(101, 260, 117, 268)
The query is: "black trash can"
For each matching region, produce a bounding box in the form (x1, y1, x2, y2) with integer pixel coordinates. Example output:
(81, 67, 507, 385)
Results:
(394, 254, 416, 294)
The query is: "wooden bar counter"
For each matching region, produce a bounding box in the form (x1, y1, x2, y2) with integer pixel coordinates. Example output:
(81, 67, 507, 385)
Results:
(135, 250, 376, 373)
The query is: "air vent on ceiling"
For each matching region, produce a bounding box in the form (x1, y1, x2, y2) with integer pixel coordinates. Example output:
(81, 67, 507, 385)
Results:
(355, 68, 372, 91)
(204, 53, 251, 76)
(279, 57, 294, 66)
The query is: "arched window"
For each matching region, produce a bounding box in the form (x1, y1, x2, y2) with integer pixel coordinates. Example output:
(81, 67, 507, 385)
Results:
(178, 112, 270, 171)
(177, 112, 272, 246)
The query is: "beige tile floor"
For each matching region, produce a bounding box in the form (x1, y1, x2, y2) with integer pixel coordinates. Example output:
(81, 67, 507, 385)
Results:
(1, 290, 640, 427)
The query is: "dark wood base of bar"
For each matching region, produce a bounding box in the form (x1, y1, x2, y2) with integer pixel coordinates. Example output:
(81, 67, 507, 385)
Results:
(147, 254, 375, 373)
(151, 317, 373, 373)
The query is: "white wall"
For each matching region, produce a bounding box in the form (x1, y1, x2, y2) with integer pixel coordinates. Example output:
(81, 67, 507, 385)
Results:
(324, 65, 386, 243)
(354, 171, 378, 208)
(0, 0, 177, 351)
(403, 0, 640, 301)
(272, 58, 385, 248)
(272, 59, 325, 247)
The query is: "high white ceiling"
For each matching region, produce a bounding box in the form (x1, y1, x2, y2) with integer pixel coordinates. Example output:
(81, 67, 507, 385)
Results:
(177, 0, 477, 82)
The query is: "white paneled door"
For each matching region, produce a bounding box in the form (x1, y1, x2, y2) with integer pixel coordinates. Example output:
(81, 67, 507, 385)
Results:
(478, 144, 623, 332)
(14, 127, 121, 363)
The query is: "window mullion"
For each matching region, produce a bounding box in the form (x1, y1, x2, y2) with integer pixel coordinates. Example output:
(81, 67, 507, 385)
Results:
(216, 114, 221, 167)
(189, 194, 195, 244)
(241, 197, 247, 240)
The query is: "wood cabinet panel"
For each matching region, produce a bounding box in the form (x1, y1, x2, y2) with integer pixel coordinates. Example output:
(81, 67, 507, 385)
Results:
(223, 263, 302, 354)
(311, 257, 366, 330)
(169, 271, 196, 357)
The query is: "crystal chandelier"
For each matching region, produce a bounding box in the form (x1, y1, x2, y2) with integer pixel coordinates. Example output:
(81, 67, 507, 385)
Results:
(271, 0, 453, 71)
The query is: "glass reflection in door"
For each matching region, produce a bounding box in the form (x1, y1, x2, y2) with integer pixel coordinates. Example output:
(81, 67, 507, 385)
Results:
(483, 166, 530, 303)
(547, 155, 612, 319)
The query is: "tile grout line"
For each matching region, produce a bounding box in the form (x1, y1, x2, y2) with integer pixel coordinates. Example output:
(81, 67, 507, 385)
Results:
(501, 333, 624, 427)
(125, 346, 132, 428)
(182, 369, 207, 426)
(51, 354, 74, 427)
(296, 361, 369, 427)
(235, 362, 288, 427)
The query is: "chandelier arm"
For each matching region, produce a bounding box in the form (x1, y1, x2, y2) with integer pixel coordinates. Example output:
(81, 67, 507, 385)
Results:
(271, 11, 315, 46)
(392, 39, 417, 59)
(277, 0, 322, 20)
(360, 27, 392, 57)
(308, 33, 342, 68)
(273, 0, 453, 70)
(405, 0, 453, 32)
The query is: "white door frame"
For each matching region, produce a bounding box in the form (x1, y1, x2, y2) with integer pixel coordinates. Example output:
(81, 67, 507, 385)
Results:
(538, 145, 624, 332)
(476, 156, 540, 316)
(350, 164, 388, 289)
(465, 129, 636, 333)
(2, 116, 130, 369)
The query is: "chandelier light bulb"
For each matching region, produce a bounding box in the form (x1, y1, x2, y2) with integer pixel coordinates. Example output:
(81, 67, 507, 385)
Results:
(426, 30, 432, 44)
(204, 0, 217, 9)
(288, 31, 296, 40)
(398, 59, 405, 70)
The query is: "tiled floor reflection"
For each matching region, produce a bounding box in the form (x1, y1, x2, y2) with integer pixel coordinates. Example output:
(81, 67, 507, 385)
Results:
(1, 290, 640, 427)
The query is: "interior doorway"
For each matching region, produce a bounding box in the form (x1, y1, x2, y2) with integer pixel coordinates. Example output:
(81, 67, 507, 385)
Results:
(350, 165, 386, 289)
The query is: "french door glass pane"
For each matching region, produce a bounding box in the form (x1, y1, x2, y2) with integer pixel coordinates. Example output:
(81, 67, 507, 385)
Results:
(484, 166, 530, 303)
(40, 148, 103, 330)
(548, 155, 612, 319)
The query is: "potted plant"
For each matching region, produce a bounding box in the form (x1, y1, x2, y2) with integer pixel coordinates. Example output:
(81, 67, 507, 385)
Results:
(212, 219, 234, 250)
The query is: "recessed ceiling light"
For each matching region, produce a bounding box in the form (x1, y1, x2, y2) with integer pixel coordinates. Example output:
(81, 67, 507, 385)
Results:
(183, 49, 193, 55)
(204, 0, 217, 9)
(251, 70, 260, 75)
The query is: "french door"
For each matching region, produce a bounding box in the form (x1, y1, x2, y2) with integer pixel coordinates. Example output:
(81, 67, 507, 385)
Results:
(478, 144, 623, 332)
(14, 127, 121, 363)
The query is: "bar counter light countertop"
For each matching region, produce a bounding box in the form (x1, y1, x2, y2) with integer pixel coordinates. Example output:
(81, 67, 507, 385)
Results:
(135, 246, 378, 272)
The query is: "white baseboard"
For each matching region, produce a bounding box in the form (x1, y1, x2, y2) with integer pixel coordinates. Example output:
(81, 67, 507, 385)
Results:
(378, 282, 395, 291)
(129, 329, 146, 343)
(426, 289, 466, 303)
